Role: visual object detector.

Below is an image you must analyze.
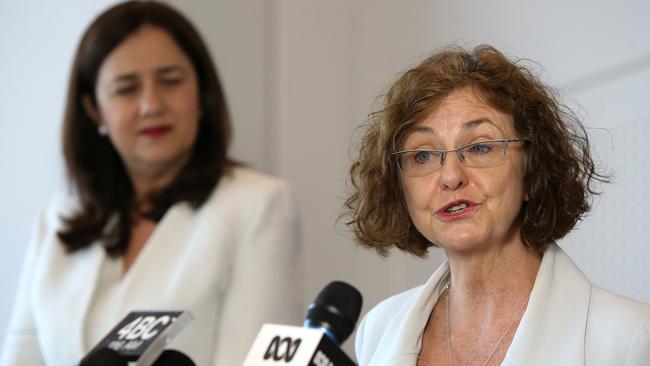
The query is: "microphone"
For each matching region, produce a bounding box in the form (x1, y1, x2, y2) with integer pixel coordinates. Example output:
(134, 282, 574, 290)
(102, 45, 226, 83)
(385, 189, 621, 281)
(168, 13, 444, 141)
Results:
(304, 281, 362, 345)
(79, 310, 192, 366)
(79, 349, 195, 366)
(79, 348, 127, 366)
(152, 350, 196, 365)
(243, 281, 362, 365)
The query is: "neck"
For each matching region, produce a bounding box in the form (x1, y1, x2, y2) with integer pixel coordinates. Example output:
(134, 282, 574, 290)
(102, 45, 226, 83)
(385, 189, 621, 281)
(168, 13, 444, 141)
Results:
(445, 239, 541, 307)
(128, 156, 190, 202)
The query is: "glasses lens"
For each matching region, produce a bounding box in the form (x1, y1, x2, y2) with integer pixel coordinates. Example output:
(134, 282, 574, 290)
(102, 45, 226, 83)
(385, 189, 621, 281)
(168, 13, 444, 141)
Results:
(398, 150, 443, 176)
(461, 141, 507, 168)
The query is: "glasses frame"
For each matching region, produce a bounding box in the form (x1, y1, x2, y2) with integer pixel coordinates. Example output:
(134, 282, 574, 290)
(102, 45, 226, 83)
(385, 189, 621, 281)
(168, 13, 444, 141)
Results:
(392, 138, 527, 176)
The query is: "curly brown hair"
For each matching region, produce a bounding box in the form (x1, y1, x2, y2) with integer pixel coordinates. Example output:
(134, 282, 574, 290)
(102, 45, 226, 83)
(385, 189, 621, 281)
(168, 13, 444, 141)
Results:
(344, 44, 608, 257)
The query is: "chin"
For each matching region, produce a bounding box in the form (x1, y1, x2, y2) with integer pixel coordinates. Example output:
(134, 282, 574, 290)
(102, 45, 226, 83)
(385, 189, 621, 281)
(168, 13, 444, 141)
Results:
(140, 148, 191, 165)
(440, 240, 486, 253)
(429, 229, 490, 253)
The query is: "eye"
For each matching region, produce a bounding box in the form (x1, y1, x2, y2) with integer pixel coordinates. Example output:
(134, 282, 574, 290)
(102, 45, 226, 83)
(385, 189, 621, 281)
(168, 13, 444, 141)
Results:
(114, 84, 138, 95)
(413, 150, 435, 164)
(160, 77, 184, 86)
(467, 142, 493, 155)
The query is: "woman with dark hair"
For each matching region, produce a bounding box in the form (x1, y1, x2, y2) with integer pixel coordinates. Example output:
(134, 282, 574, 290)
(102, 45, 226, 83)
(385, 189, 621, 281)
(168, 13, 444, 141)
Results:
(346, 45, 650, 365)
(0, 2, 302, 365)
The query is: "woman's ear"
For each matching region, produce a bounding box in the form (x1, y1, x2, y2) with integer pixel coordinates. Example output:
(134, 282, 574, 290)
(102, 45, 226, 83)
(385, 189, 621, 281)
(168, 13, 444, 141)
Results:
(82, 94, 101, 124)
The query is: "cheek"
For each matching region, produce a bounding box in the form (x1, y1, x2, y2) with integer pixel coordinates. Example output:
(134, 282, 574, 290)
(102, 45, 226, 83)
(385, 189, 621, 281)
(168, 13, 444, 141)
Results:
(179, 95, 200, 117)
(509, 161, 527, 203)
(402, 177, 434, 214)
(176, 81, 201, 113)
(173, 88, 201, 129)
(97, 98, 134, 130)
(178, 103, 200, 144)
(490, 165, 526, 212)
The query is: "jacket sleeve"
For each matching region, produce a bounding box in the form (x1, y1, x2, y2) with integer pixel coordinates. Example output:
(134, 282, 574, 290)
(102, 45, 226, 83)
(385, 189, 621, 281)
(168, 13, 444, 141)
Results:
(625, 317, 650, 366)
(212, 180, 304, 365)
(0, 205, 48, 366)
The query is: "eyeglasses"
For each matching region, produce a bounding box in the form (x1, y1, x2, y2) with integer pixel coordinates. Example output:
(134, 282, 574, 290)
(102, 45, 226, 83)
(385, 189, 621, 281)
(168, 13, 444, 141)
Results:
(392, 139, 526, 177)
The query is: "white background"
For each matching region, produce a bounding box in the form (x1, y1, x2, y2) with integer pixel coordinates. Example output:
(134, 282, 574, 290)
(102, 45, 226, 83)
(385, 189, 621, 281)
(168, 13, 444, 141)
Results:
(1, 0, 649, 358)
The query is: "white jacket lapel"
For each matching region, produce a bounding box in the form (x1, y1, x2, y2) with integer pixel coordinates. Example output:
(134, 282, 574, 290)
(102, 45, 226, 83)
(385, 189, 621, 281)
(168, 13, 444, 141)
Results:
(370, 261, 450, 365)
(33, 238, 106, 364)
(504, 244, 591, 365)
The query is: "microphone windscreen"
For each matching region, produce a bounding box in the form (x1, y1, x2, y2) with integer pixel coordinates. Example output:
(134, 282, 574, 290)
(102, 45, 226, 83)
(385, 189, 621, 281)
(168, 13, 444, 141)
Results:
(305, 281, 362, 345)
(79, 347, 127, 366)
(152, 350, 196, 365)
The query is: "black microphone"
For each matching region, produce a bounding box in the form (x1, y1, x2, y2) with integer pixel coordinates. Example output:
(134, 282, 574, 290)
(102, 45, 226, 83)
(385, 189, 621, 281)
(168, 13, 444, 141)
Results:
(79, 347, 127, 366)
(80, 349, 195, 366)
(304, 280, 362, 345)
(243, 281, 362, 365)
(151, 350, 196, 365)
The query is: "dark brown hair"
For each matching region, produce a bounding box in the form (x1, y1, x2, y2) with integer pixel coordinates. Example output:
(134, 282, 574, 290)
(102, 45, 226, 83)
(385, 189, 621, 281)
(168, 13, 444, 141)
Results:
(58, 1, 232, 255)
(344, 45, 608, 257)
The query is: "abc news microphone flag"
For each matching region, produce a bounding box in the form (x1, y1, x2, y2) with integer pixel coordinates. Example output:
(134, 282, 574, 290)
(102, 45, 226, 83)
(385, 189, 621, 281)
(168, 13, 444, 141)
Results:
(243, 324, 355, 366)
(83, 310, 191, 366)
(244, 281, 361, 366)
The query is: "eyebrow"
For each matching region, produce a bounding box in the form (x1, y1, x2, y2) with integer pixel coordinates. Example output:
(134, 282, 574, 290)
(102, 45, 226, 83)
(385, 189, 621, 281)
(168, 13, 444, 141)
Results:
(462, 117, 497, 130)
(110, 65, 187, 83)
(155, 65, 187, 76)
(112, 73, 138, 83)
(410, 117, 497, 135)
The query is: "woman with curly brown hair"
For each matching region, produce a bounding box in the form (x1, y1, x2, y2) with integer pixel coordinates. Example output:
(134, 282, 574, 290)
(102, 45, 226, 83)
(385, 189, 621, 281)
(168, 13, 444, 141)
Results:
(346, 45, 650, 365)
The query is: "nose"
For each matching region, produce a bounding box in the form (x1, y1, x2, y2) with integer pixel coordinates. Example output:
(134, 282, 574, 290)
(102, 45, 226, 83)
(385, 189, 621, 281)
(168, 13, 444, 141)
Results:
(438, 151, 467, 190)
(139, 81, 165, 117)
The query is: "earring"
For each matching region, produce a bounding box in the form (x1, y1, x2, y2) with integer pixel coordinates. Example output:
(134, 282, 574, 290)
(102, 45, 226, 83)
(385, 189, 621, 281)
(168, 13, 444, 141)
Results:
(98, 125, 108, 136)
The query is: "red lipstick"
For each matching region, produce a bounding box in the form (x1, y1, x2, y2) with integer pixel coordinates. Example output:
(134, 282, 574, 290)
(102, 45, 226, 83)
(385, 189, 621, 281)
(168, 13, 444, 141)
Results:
(140, 125, 171, 137)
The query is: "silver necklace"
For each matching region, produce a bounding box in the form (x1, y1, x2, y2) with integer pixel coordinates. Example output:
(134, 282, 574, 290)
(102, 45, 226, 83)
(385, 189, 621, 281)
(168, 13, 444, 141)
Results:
(444, 285, 530, 366)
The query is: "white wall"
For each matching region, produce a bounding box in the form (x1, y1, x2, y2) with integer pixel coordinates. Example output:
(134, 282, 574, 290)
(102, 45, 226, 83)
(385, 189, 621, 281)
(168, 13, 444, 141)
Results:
(1, 0, 649, 359)
(0, 0, 110, 351)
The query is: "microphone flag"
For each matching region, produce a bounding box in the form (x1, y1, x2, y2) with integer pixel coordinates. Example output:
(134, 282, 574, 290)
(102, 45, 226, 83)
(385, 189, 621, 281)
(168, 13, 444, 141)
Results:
(243, 324, 356, 365)
(84, 310, 192, 366)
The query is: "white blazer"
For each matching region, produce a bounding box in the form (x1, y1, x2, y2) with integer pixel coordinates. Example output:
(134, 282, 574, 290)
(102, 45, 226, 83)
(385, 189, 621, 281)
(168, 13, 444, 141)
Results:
(1, 167, 304, 366)
(356, 244, 650, 365)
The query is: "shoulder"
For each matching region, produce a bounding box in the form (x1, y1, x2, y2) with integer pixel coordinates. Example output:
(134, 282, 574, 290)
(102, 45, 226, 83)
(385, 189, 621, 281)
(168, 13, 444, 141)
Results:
(587, 286, 650, 364)
(224, 166, 289, 192)
(356, 285, 422, 363)
(32, 191, 80, 236)
(198, 166, 298, 227)
(210, 166, 293, 205)
(590, 285, 650, 322)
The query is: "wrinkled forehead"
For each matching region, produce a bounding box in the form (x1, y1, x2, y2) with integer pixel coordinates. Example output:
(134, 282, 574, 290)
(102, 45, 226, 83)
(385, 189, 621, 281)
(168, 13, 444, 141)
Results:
(411, 117, 511, 138)
(405, 88, 515, 143)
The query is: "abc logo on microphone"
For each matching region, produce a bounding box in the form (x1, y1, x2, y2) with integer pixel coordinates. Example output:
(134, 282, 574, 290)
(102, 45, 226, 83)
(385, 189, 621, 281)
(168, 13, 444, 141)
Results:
(263, 334, 301, 362)
(244, 324, 354, 365)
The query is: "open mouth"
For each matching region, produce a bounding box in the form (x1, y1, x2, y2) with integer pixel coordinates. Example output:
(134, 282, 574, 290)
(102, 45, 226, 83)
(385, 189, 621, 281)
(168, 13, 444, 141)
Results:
(446, 202, 469, 213)
(438, 200, 475, 216)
